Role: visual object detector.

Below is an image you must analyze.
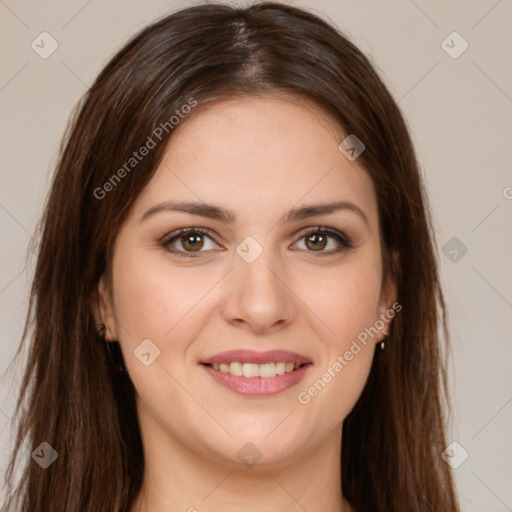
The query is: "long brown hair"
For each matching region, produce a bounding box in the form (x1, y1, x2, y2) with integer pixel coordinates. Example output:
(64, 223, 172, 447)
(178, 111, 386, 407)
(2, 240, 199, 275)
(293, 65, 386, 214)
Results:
(3, 3, 459, 511)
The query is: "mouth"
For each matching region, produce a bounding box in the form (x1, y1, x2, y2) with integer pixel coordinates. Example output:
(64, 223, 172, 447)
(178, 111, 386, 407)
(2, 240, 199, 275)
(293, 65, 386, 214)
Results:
(199, 350, 312, 397)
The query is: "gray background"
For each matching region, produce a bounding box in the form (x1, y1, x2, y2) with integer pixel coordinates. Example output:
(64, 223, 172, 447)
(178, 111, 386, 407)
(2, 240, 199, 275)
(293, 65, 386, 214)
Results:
(1, 0, 511, 510)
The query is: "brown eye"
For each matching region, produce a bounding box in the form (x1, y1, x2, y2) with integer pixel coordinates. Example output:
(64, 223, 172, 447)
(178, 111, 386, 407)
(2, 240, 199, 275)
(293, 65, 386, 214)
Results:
(293, 227, 353, 256)
(160, 228, 218, 257)
(305, 233, 328, 251)
(180, 233, 205, 252)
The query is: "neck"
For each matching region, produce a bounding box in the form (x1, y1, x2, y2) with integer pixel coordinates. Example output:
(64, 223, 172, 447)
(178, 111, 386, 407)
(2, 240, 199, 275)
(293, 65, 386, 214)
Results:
(131, 417, 352, 512)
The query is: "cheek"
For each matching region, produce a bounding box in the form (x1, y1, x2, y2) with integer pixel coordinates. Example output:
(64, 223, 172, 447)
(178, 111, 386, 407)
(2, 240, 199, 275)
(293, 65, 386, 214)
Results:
(112, 251, 212, 342)
(292, 253, 382, 417)
(110, 250, 224, 397)
(110, 252, 210, 409)
(297, 255, 383, 347)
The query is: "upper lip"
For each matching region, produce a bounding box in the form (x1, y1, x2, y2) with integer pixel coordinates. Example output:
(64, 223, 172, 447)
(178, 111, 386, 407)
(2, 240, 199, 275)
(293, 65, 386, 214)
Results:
(200, 349, 312, 366)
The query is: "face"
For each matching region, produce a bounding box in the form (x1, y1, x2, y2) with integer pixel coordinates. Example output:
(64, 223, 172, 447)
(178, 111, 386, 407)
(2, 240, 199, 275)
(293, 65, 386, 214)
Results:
(98, 95, 396, 469)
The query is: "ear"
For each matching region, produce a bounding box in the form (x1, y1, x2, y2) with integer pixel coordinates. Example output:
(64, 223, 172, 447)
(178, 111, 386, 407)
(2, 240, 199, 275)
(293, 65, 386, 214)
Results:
(92, 275, 119, 341)
(375, 249, 399, 343)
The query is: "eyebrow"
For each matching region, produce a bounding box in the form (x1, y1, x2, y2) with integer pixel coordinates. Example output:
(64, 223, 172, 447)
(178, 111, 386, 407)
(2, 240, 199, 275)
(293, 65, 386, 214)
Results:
(141, 200, 369, 227)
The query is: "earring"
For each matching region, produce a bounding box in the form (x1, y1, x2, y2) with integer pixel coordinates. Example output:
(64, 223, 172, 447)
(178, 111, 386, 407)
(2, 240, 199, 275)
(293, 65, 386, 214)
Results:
(380, 331, 389, 350)
(97, 323, 106, 337)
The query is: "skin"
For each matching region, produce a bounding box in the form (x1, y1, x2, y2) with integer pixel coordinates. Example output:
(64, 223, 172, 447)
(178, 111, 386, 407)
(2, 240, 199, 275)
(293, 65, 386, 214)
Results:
(96, 95, 397, 512)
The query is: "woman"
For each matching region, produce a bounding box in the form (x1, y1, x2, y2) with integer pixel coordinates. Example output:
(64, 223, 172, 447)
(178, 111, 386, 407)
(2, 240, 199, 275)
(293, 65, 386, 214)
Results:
(3, 3, 460, 511)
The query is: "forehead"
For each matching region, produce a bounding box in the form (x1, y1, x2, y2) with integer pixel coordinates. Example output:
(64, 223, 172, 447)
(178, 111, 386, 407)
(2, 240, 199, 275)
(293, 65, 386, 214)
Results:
(131, 95, 378, 227)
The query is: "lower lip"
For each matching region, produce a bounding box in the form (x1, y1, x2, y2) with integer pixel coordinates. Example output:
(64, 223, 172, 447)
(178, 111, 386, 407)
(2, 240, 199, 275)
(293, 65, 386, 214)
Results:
(201, 364, 312, 397)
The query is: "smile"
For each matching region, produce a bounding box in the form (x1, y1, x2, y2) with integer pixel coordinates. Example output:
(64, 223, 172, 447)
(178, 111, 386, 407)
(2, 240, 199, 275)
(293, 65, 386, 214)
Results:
(206, 361, 303, 378)
(200, 349, 312, 396)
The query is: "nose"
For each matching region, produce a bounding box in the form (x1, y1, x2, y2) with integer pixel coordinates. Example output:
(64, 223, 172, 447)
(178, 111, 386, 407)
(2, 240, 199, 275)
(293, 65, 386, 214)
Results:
(220, 251, 296, 335)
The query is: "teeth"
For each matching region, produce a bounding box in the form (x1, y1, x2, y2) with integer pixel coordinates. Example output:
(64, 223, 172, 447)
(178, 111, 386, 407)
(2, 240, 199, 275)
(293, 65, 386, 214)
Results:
(259, 362, 276, 378)
(230, 361, 243, 377)
(275, 362, 286, 375)
(242, 363, 260, 378)
(209, 361, 303, 378)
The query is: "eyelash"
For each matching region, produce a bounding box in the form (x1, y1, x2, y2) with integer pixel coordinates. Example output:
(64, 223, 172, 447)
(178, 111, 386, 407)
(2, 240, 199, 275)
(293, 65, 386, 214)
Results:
(159, 226, 353, 259)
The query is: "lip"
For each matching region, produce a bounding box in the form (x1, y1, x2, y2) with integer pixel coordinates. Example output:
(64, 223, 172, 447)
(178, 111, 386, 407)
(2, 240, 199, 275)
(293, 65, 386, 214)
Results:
(199, 350, 312, 397)
(201, 363, 312, 397)
(200, 349, 311, 366)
